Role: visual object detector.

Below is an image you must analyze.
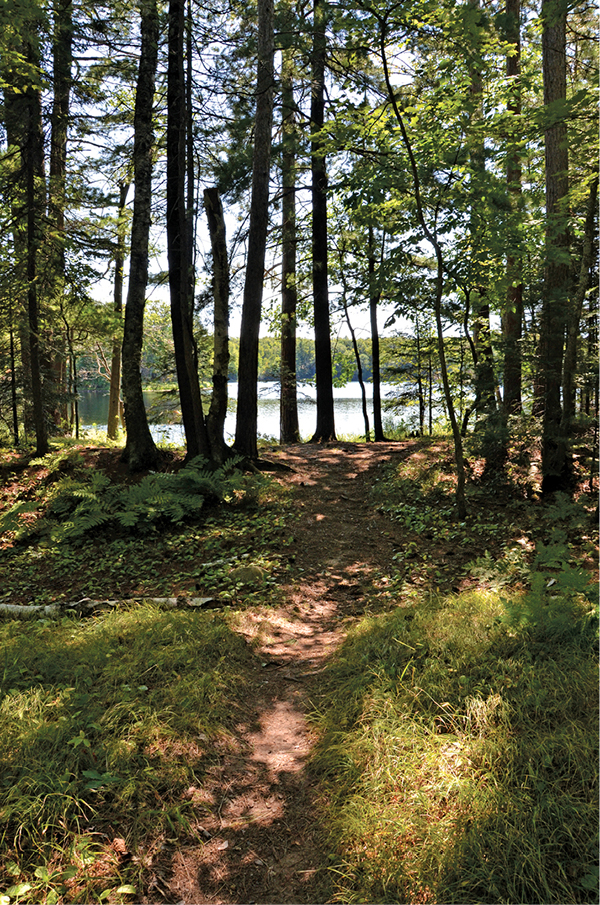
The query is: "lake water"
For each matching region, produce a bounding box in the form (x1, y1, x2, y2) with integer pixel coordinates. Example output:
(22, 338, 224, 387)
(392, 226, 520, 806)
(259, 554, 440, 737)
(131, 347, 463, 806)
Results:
(78, 381, 411, 443)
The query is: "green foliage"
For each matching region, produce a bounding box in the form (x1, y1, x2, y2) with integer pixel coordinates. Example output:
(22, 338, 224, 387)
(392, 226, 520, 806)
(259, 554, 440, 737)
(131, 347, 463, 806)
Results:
(0, 446, 293, 609)
(225, 336, 374, 385)
(498, 543, 598, 650)
(468, 545, 531, 590)
(0, 455, 247, 544)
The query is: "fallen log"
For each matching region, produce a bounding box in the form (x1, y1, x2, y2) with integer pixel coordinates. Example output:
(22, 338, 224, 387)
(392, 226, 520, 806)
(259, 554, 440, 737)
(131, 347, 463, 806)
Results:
(0, 596, 218, 619)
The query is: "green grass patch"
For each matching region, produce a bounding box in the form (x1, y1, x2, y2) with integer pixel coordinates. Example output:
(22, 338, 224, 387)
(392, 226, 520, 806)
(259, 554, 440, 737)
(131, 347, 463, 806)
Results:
(311, 565, 598, 903)
(0, 446, 298, 902)
(0, 604, 258, 903)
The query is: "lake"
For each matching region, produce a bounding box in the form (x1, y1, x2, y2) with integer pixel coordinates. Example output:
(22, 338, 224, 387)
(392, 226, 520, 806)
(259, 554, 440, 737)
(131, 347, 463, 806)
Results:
(78, 381, 411, 443)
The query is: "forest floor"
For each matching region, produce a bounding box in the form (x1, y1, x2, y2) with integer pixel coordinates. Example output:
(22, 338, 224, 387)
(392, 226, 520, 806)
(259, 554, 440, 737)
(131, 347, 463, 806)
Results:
(0, 437, 597, 905)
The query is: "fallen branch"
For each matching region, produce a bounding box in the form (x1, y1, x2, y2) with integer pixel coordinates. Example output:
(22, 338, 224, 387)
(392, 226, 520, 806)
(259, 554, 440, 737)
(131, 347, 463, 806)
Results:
(0, 596, 218, 619)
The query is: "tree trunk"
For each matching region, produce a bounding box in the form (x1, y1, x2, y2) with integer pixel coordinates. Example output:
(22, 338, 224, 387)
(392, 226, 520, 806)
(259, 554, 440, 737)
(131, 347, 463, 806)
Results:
(167, 0, 210, 461)
(540, 0, 570, 494)
(584, 291, 597, 418)
(9, 322, 19, 445)
(204, 187, 231, 464)
(502, 0, 523, 415)
(310, 0, 336, 443)
(561, 176, 598, 433)
(467, 0, 496, 421)
(368, 225, 386, 441)
(48, 0, 73, 429)
(415, 317, 425, 435)
(0, 597, 217, 620)
(186, 0, 196, 315)
(2, 82, 32, 439)
(25, 40, 48, 456)
(234, 0, 275, 458)
(472, 295, 497, 416)
(280, 43, 300, 444)
(122, 0, 160, 472)
(108, 182, 130, 440)
(343, 302, 370, 441)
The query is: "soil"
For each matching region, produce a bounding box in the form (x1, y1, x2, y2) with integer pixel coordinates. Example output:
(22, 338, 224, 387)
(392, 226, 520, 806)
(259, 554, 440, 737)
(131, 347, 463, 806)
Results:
(144, 441, 411, 905)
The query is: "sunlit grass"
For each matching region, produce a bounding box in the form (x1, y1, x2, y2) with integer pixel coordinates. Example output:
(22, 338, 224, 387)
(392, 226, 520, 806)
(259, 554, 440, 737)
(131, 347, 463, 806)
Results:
(0, 605, 257, 903)
(310, 582, 598, 904)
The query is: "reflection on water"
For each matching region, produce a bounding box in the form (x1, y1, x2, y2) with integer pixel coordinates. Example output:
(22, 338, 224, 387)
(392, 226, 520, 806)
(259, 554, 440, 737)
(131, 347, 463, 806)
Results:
(78, 382, 410, 442)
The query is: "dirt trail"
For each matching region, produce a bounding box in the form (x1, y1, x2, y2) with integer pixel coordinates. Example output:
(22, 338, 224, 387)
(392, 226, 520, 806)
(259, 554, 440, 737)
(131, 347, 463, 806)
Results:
(149, 442, 411, 905)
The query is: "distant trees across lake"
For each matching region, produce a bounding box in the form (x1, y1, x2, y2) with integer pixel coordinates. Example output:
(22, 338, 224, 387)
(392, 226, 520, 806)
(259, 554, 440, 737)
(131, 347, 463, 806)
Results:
(78, 333, 384, 390)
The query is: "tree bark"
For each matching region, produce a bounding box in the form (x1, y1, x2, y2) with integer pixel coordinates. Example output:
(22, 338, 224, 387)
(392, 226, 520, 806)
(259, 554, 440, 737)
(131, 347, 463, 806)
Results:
(561, 176, 598, 433)
(472, 296, 497, 416)
(24, 39, 48, 456)
(204, 187, 231, 464)
(167, 0, 210, 461)
(48, 0, 73, 429)
(343, 301, 370, 441)
(309, 0, 336, 443)
(9, 321, 19, 445)
(540, 0, 570, 494)
(2, 82, 33, 438)
(368, 225, 386, 441)
(122, 0, 160, 472)
(468, 0, 496, 421)
(108, 182, 130, 440)
(0, 597, 217, 620)
(415, 317, 425, 435)
(234, 0, 275, 459)
(280, 43, 300, 444)
(502, 0, 523, 415)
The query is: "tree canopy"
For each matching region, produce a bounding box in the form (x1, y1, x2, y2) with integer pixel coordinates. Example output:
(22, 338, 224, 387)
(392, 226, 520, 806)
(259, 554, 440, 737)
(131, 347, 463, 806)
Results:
(0, 0, 597, 496)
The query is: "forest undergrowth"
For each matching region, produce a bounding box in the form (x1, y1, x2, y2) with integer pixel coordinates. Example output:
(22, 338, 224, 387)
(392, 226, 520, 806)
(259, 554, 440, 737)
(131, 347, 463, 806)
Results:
(0, 435, 597, 904)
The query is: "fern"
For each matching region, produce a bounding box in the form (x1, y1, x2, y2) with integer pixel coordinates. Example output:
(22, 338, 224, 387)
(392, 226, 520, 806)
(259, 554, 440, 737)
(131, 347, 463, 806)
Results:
(5, 456, 249, 544)
(115, 508, 139, 529)
(57, 501, 111, 541)
(29, 449, 85, 477)
(500, 546, 598, 651)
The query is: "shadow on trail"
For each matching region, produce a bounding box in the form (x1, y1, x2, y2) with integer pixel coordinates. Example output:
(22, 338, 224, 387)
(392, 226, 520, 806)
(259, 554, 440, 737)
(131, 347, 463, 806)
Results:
(161, 699, 331, 904)
(150, 443, 418, 903)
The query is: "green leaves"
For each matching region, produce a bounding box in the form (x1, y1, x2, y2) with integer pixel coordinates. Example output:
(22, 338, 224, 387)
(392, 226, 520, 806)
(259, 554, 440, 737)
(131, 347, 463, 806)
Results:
(68, 729, 91, 749)
(82, 768, 122, 790)
(0, 501, 39, 537)
(99, 887, 136, 901)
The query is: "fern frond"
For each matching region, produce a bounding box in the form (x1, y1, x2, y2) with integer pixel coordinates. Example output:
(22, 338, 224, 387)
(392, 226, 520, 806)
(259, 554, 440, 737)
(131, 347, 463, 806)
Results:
(89, 473, 111, 493)
(57, 501, 111, 541)
(115, 509, 139, 528)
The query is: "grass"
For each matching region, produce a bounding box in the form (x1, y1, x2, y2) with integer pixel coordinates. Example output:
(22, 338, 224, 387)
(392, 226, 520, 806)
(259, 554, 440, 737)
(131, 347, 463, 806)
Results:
(0, 604, 261, 904)
(309, 448, 599, 905)
(0, 436, 597, 904)
(0, 444, 298, 903)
